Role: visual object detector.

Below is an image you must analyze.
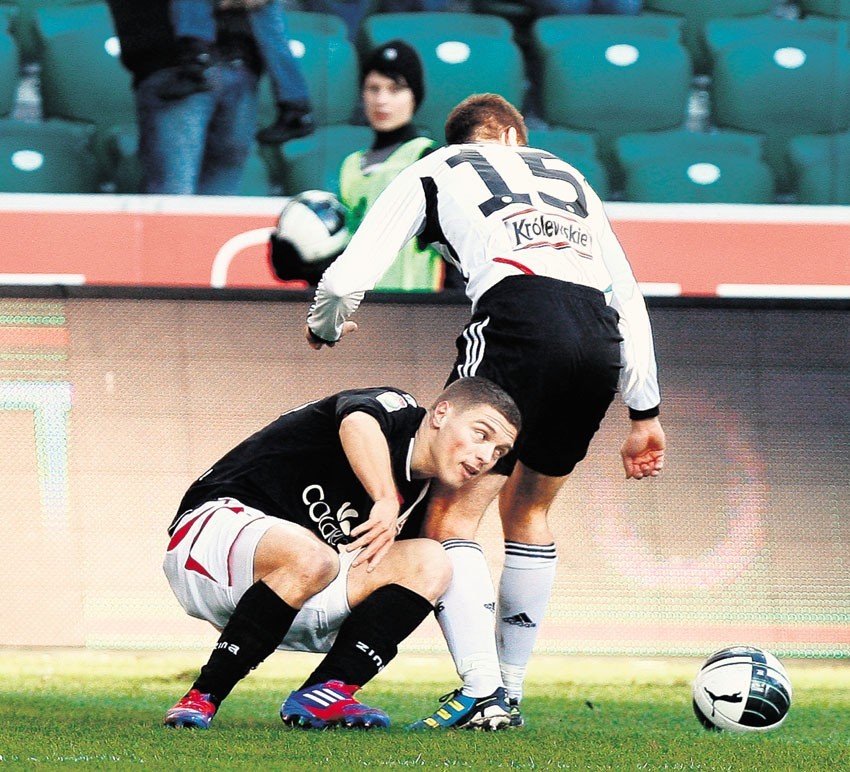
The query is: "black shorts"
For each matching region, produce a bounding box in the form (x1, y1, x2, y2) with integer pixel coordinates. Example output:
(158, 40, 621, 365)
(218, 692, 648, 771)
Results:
(447, 275, 623, 477)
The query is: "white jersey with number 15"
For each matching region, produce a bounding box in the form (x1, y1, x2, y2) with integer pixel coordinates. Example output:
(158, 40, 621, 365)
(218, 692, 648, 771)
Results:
(308, 142, 657, 410)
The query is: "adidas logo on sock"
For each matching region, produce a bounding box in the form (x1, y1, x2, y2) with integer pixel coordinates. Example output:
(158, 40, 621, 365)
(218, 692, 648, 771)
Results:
(502, 612, 536, 628)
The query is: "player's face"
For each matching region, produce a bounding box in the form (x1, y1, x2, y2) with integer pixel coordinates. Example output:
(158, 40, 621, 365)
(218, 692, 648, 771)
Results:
(363, 71, 416, 133)
(433, 403, 517, 488)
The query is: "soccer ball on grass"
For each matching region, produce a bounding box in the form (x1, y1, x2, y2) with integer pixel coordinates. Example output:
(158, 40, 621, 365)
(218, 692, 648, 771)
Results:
(692, 645, 792, 732)
(268, 190, 350, 284)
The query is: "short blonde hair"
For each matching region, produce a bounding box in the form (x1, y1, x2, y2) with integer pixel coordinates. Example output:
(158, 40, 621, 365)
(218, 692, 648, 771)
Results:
(444, 93, 528, 146)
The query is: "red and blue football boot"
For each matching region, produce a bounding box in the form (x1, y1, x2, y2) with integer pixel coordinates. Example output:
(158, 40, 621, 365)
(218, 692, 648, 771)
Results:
(280, 680, 390, 729)
(163, 689, 217, 729)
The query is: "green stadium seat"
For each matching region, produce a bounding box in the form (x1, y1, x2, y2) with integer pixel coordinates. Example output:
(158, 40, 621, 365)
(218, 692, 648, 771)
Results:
(34, 1, 133, 131)
(0, 0, 83, 63)
(797, 0, 850, 18)
(306, 0, 381, 42)
(615, 128, 774, 203)
(0, 16, 18, 117)
(470, 0, 533, 31)
(258, 11, 359, 129)
(358, 12, 525, 141)
(705, 16, 850, 192)
(237, 146, 283, 197)
(788, 130, 850, 204)
(527, 128, 609, 200)
(643, 0, 773, 73)
(0, 118, 99, 192)
(99, 122, 140, 193)
(279, 123, 372, 196)
(532, 16, 692, 187)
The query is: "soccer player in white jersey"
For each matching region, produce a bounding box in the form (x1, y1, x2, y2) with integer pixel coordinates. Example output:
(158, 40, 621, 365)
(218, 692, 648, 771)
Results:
(162, 378, 519, 730)
(304, 93, 666, 730)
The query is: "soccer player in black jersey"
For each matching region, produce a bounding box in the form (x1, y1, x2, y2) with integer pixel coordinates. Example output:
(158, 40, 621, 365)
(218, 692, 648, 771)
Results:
(305, 94, 666, 730)
(162, 377, 519, 730)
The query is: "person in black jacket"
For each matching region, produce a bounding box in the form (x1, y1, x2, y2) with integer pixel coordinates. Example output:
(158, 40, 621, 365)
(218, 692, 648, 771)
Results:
(106, 0, 263, 193)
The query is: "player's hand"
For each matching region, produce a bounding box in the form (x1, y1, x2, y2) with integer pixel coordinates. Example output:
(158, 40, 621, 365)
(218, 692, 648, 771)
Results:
(621, 417, 666, 480)
(347, 498, 399, 571)
(304, 321, 358, 350)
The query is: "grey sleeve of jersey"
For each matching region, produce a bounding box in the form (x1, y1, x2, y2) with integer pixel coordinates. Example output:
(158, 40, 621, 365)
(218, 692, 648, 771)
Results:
(307, 164, 429, 342)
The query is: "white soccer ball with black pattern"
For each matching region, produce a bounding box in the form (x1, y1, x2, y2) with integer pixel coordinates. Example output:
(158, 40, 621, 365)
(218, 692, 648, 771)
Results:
(275, 189, 349, 264)
(692, 645, 792, 732)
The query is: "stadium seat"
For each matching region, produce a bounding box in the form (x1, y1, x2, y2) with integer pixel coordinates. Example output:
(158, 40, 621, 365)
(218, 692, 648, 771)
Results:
(643, 0, 774, 73)
(615, 128, 775, 203)
(306, 0, 381, 42)
(526, 128, 610, 200)
(797, 0, 850, 18)
(0, 0, 83, 62)
(258, 11, 359, 129)
(279, 123, 372, 196)
(705, 16, 850, 192)
(0, 118, 99, 192)
(531, 16, 692, 187)
(358, 12, 525, 141)
(471, 0, 533, 31)
(99, 122, 140, 193)
(788, 130, 850, 204)
(0, 16, 18, 117)
(34, 2, 133, 131)
(238, 146, 283, 197)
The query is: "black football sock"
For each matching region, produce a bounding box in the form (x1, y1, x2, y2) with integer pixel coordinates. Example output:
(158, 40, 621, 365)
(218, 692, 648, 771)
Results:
(301, 584, 434, 689)
(192, 581, 298, 705)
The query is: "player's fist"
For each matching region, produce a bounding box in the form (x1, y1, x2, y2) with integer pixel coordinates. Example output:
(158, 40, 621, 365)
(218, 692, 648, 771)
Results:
(305, 321, 358, 350)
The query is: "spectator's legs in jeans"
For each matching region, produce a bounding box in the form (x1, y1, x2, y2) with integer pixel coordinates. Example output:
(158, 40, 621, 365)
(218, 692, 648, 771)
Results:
(137, 70, 213, 193)
(198, 63, 258, 195)
(135, 63, 256, 195)
(248, 1, 309, 106)
(250, 1, 315, 144)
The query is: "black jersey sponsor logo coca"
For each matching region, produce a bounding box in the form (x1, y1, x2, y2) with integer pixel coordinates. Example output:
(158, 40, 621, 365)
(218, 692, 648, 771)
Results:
(302, 484, 360, 546)
(504, 209, 592, 257)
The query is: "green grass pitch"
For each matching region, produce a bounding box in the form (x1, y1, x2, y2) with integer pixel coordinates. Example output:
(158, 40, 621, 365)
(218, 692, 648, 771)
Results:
(1, 649, 849, 768)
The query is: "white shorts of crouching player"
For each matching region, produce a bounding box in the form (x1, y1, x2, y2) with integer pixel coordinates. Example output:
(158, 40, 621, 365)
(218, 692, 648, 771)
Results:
(163, 498, 357, 653)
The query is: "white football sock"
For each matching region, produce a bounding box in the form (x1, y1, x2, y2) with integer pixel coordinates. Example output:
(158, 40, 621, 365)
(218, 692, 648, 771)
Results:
(436, 539, 503, 698)
(497, 541, 558, 702)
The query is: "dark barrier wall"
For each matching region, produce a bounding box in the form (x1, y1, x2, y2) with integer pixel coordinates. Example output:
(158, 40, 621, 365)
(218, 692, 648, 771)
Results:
(1, 294, 848, 655)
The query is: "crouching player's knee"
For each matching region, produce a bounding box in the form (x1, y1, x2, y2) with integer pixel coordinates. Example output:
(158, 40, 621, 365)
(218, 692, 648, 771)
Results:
(398, 538, 452, 602)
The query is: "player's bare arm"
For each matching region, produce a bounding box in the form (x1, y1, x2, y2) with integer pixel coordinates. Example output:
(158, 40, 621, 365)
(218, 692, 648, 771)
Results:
(338, 411, 401, 570)
(621, 416, 666, 480)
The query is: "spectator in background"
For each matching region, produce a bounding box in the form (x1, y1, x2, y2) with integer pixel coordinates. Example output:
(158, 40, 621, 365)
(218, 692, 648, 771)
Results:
(165, 0, 315, 145)
(527, 0, 641, 13)
(339, 40, 456, 291)
(107, 0, 261, 194)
